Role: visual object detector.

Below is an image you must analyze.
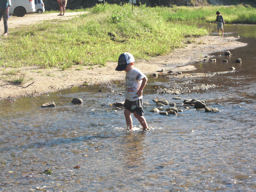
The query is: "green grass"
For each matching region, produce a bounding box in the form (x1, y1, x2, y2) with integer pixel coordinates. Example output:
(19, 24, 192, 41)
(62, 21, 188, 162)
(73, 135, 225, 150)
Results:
(0, 4, 208, 68)
(168, 5, 256, 24)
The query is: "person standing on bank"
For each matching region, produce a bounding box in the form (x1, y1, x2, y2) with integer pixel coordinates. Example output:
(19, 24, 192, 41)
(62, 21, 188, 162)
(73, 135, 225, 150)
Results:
(216, 11, 225, 37)
(115, 52, 149, 131)
(57, 0, 67, 16)
(0, 0, 11, 36)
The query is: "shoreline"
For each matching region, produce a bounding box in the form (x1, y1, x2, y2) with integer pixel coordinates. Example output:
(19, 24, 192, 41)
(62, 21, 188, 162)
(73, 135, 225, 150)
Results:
(0, 35, 247, 100)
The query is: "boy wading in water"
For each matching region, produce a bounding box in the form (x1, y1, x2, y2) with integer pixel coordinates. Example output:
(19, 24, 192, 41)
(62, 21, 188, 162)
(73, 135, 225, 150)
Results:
(216, 11, 225, 37)
(115, 53, 149, 131)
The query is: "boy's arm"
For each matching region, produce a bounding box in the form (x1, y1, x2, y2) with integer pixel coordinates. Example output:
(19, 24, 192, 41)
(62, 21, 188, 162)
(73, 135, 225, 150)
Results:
(137, 77, 148, 97)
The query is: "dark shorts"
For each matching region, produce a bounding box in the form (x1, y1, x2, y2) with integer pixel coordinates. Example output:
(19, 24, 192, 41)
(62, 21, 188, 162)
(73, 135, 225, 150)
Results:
(58, 0, 67, 7)
(124, 99, 144, 116)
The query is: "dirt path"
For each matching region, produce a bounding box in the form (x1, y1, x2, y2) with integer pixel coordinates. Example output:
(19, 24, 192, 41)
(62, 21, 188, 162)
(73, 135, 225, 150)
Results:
(6, 12, 87, 29)
(0, 34, 247, 100)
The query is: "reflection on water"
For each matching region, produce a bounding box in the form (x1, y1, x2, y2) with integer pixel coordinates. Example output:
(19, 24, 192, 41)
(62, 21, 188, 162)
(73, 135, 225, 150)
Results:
(0, 25, 256, 191)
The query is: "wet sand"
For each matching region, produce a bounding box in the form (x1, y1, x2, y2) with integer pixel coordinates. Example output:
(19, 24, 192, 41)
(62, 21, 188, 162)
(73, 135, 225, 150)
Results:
(0, 36, 247, 100)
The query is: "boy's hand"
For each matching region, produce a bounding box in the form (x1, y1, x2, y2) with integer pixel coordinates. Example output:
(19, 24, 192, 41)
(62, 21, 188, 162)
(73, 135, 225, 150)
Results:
(137, 89, 143, 97)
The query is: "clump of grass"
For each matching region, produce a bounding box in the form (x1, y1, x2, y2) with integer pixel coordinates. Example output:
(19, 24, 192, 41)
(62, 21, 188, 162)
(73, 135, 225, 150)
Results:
(8, 74, 25, 85)
(0, 4, 208, 68)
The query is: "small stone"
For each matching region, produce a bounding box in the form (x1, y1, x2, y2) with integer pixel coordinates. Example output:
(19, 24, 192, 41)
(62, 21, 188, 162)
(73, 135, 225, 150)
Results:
(71, 98, 83, 105)
(223, 59, 229, 63)
(153, 98, 169, 105)
(167, 110, 177, 115)
(236, 58, 242, 64)
(177, 72, 182, 75)
(173, 97, 181, 100)
(210, 58, 216, 63)
(205, 106, 219, 113)
(73, 165, 80, 169)
(230, 67, 236, 71)
(169, 102, 176, 107)
(224, 51, 232, 57)
(112, 102, 124, 108)
(159, 111, 169, 116)
(157, 69, 164, 73)
(41, 102, 56, 108)
(166, 107, 178, 113)
(152, 73, 158, 78)
(150, 108, 160, 114)
(168, 70, 174, 74)
(194, 101, 206, 109)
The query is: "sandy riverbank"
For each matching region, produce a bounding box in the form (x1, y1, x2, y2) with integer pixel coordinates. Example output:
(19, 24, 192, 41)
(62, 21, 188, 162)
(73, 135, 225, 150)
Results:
(0, 35, 247, 100)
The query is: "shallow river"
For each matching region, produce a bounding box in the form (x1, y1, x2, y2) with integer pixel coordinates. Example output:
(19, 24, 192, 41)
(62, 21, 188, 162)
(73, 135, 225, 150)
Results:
(0, 25, 255, 192)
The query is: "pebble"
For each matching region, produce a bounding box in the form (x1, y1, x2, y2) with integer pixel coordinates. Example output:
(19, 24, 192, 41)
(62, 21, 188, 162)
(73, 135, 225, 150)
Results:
(210, 58, 217, 63)
(236, 58, 242, 64)
(41, 102, 56, 108)
(150, 108, 160, 114)
(224, 50, 232, 57)
(152, 73, 158, 78)
(71, 98, 83, 105)
(205, 106, 219, 113)
(194, 101, 206, 109)
(159, 111, 169, 116)
(173, 97, 181, 100)
(223, 59, 229, 63)
(112, 102, 124, 108)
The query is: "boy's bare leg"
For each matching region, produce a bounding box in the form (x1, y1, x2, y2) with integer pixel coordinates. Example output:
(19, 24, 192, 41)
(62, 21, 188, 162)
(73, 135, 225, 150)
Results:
(134, 113, 149, 131)
(124, 109, 133, 130)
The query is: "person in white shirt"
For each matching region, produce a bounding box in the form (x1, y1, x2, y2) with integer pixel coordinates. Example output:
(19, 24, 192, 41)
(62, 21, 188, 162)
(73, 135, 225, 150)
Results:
(116, 52, 149, 131)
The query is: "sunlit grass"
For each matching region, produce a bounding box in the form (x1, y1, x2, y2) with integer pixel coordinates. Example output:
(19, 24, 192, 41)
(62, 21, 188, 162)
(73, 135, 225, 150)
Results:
(0, 4, 209, 68)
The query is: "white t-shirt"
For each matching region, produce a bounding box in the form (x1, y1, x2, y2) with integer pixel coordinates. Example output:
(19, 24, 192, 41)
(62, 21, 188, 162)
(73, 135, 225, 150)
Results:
(125, 67, 146, 101)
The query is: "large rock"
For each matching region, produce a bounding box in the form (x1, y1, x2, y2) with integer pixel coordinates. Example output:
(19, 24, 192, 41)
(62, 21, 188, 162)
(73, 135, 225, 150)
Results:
(71, 98, 83, 105)
(41, 102, 56, 108)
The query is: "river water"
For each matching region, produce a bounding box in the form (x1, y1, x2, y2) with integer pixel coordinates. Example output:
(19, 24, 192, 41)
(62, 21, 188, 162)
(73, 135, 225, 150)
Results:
(0, 25, 255, 192)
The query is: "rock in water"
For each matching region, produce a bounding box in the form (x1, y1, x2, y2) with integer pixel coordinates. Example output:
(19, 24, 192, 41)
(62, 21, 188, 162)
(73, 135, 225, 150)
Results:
(112, 102, 124, 108)
(222, 59, 229, 63)
(236, 58, 242, 64)
(224, 51, 232, 57)
(71, 98, 83, 105)
(159, 111, 169, 116)
(205, 106, 219, 113)
(167, 110, 177, 115)
(210, 58, 217, 63)
(194, 101, 206, 109)
(150, 108, 160, 114)
(152, 73, 158, 78)
(153, 98, 169, 106)
(169, 102, 176, 107)
(41, 102, 56, 108)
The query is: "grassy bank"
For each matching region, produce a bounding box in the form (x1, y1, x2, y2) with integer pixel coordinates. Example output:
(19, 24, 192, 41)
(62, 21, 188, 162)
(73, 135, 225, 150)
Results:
(0, 4, 207, 68)
(168, 5, 256, 24)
